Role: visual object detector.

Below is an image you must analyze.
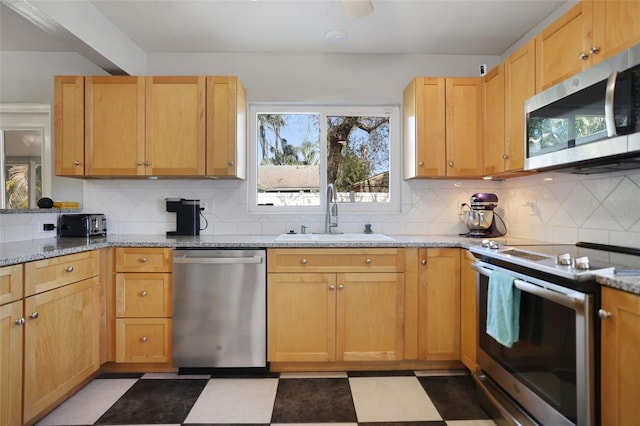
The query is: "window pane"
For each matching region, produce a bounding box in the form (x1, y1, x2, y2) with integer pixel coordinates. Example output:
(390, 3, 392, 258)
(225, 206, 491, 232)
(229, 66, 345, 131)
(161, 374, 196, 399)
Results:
(256, 113, 320, 207)
(327, 115, 390, 203)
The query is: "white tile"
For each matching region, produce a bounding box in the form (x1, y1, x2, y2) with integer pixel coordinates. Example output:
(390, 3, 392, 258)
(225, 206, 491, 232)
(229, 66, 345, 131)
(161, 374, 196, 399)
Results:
(36, 379, 137, 425)
(280, 371, 348, 379)
(446, 420, 497, 426)
(349, 376, 441, 422)
(184, 378, 278, 424)
(272, 424, 357, 426)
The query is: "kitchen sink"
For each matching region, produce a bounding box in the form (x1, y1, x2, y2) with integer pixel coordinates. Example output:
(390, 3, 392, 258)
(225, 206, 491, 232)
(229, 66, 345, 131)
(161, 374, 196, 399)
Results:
(275, 233, 395, 242)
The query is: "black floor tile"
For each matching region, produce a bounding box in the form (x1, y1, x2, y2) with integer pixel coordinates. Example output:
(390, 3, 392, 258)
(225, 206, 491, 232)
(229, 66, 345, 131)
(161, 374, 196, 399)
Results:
(417, 375, 490, 421)
(358, 422, 446, 426)
(96, 372, 145, 379)
(348, 370, 416, 377)
(271, 378, 357, 423)
(95, 379, 208, 424)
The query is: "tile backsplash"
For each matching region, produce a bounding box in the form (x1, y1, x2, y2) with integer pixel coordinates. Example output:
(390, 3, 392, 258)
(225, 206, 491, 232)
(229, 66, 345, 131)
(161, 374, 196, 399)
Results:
(2, 170, 640, 247)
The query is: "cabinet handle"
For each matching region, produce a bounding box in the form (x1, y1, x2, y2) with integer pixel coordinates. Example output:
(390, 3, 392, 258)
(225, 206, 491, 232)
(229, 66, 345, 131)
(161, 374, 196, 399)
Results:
(329, 285, 336, 291)
(301, 258, 308, 264)
(598, 309, 612, 320)
(140, 291, 148, 297)
(139, 257, 148, 263)
(421, 259, 427, 265)
(448, 161, 454, 167)
(137, 160, 143, 166)
(141, 336, 148, 342)
(29, 312, 39, 320)
(144, 160, 151, 166)
(15, 317, 25, 326)
(65, 266, 74, 272)
(579, 52, 589, 61)
(365, 258, 372, 264)
(338, 284, 344, 291)
(74, 160, 81, 165)
(590, 46, 601, 55)
(418, 161, 424, 167)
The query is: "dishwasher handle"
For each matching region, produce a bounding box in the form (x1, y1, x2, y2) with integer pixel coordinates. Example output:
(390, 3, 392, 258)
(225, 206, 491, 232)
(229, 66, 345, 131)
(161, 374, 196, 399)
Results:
(174, 255, 263, 265)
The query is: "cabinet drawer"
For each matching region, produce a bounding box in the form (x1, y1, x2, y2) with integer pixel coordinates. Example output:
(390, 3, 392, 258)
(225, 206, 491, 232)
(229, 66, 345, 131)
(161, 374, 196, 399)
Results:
(116, 248, 172, 273)
(116, 273, 172, 317)
(116, 318, 172, 363)
(267, 248, 404, 273)
(24, 251, 98, 296)
(0, 264, 23, 305)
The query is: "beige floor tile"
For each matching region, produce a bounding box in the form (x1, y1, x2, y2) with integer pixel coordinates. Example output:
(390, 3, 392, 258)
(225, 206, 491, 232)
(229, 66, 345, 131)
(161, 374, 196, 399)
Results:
(349, 376, 442, 422)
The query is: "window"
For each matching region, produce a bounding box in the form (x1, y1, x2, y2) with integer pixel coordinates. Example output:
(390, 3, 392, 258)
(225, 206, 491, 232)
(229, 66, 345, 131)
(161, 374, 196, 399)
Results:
(248, 105, 400, 213)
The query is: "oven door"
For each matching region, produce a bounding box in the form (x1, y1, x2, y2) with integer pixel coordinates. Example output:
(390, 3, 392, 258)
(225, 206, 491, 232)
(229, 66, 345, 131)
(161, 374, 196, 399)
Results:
(472, 261, 596, 426)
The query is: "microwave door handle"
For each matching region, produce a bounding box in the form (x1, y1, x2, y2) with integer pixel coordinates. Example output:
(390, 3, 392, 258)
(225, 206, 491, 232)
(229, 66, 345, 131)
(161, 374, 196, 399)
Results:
(514, 279, 583, 310)
(605, 70, 618, 137)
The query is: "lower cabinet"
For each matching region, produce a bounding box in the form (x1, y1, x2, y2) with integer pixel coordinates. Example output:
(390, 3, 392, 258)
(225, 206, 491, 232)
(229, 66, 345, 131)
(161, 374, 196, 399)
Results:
(600, 286, 640, 425)
(417, 248, 460, 361)
(23, 276, 101, 424)
(460, 249, 478, 370)
(267, 248, 405, 363)
(0, 299, 23, 426)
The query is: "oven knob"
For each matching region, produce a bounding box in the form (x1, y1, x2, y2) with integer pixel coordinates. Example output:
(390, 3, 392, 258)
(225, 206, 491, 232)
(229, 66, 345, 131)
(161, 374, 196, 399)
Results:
(481, 239, 490, 247)
(488, 241, 499, 249)
(556, 253, 572, 265)
(574, 256, 590, 270)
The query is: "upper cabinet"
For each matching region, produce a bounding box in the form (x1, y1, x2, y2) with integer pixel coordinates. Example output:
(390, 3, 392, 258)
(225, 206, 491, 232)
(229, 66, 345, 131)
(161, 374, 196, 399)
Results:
(54, 75, 245, 179)
(536, 0, 640, 92)
(206, 76, 246, 179)
(403, 77, 483, 178)
(483, 39, 535, 175)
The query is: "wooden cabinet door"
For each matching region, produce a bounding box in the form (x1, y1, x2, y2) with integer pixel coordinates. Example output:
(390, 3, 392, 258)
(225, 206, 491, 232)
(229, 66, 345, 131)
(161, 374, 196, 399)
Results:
(115, 318, 172, 363)
(535, 1, 593, 91)
(54, 75, 85, 176)
(417, 248, 460, 361)
(0, 300, 23, 426)
(505, 39, 535, 172)
(115, 248, 172, 273)
(116, 273, 172, 317)
(267, 273, 336, 362)
(0, 264, 23, 305)
(600, 287, 640, 425)
(23, 277, 100, 424)
(483, 64, 505, 175)
(337, 273, 404, 361)
(592, 0, 640, 64)
(146, 76, 206, 176)
(445, 78, 483, 177)
(403, 77, 446, 178)
(460, 250, 477, 371)
(206, 76, 246, 178)
(85, 76, 145, 176)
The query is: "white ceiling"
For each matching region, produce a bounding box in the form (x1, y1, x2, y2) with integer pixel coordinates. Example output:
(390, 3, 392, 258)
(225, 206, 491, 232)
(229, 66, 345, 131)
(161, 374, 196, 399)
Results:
(1, 0, 568, 57)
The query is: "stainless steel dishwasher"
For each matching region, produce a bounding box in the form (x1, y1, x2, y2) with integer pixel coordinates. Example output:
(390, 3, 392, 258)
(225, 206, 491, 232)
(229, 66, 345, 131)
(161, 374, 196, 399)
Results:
(172, 249, 266, 370)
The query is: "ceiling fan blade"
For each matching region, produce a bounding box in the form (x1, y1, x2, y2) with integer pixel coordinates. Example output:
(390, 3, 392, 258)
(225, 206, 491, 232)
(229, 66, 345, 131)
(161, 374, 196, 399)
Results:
(342, 0, 374, 20)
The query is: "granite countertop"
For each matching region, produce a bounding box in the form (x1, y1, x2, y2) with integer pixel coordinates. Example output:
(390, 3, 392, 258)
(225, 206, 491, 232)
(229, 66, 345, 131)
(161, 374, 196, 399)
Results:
(2, 234, 638, 295)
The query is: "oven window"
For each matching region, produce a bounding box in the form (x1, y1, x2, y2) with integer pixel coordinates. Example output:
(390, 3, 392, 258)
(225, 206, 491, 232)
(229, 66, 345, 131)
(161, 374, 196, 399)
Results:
(479, 278, 578, 423)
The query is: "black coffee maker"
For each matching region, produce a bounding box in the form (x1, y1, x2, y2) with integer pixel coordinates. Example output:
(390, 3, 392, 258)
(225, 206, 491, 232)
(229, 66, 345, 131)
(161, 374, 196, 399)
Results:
(166, 198, 202, 236)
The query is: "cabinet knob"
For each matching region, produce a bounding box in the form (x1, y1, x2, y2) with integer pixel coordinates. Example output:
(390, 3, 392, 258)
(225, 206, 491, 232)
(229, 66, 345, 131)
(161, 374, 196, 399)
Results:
(140, 291, 148, 297)
(421, 259, 427, 265)
(15, 317, 25, 326)
(418, 161, 424, 167)
(365, 258, 372, 264)
(228, 160, 235, 166)
(144, 160, 151, 166)
(141, 336, 148, 342)
(301, 258, 308, 264)
(338, 284, 344, 291)
(502, 154, 509, 160)
(137, 160, 143, 166)
(65, 266, 74, 272)
(590, 46, 601, 55)
(598, 309, 612, 320)
(329, 285, 336, 291)
(74, 160, 81, 165)
(579, 52, 589, 61)
(448, 161, 454, 167)
(139, 257, 147, 263)
(29, 312, 39, 320)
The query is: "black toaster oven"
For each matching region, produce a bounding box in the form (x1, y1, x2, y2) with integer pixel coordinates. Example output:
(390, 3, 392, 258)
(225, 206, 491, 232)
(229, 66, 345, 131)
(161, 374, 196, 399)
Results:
(59, 214, 107, 238)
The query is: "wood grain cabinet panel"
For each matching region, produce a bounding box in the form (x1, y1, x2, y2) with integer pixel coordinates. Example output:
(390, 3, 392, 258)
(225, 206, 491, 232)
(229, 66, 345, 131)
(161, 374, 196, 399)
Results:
(0, 264, 23, 305)
(0, 300, 23, 426)
(54, 75, 85, 176)
(24, 250, 99, 296)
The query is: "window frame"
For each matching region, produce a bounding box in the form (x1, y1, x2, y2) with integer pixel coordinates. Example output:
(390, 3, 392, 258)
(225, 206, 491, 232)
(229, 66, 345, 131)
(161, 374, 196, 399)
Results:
(247, 103, 401, 214)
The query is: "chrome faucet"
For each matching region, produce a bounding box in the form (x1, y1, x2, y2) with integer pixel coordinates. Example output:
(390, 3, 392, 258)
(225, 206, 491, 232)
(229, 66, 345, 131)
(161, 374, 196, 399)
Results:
(325, 183, 338, 233)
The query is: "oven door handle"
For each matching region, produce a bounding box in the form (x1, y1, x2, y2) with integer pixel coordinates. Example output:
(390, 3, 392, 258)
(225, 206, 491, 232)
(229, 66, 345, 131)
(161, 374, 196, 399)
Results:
(472, 263, 584, 310)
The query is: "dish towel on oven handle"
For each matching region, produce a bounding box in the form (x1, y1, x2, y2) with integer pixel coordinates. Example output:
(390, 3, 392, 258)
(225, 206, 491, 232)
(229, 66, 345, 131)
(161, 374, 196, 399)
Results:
(486, 270, 520, 348)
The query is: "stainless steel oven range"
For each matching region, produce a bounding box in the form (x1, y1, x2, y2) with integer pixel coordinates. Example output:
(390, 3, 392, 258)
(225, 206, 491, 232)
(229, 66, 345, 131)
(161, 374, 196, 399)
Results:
(469, 242, 640, 426)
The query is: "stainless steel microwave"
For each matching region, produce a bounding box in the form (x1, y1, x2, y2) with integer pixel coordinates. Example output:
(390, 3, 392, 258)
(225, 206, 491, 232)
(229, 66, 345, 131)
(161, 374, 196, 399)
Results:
(525, 43, 640, 173)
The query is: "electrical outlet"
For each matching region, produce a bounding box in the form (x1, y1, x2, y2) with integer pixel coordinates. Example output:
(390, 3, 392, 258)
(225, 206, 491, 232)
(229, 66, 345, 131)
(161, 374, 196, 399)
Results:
(43, 223, 55, 231)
